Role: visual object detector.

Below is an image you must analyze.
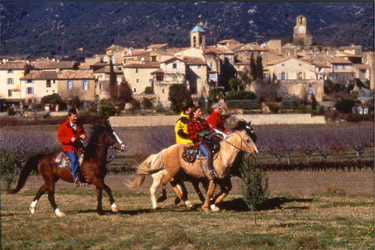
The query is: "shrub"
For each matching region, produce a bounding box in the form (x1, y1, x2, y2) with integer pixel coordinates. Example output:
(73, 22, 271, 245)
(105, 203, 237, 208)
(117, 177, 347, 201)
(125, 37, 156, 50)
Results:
(145, 86, 153, 94)
(131, 99, 141, 111)
(142, 98, 153, 109)
(168, 84, 191, 113)
(99, 99, 116, 118)
(335, 99, 355, 114)
(240, 155, 269, 211)
(0, 149, 19, 190)
(225, 90, 256, 100)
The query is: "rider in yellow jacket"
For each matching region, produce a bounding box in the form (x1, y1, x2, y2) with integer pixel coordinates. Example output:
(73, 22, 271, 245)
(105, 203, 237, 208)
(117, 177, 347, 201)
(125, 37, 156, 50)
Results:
(175, 105, 193, 144)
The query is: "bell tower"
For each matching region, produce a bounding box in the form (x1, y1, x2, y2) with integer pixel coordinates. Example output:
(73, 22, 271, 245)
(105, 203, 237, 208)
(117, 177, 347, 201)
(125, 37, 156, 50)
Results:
(293, 15, 312, 46)
(190, 25, 206, 49)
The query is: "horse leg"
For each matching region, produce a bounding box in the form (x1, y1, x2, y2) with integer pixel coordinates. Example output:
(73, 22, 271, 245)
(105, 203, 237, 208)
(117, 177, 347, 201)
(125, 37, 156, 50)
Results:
(170, 179, 192, 208)
(102, 183, 118, 213)
(29, 183, 48, 215)
(46, 181, 65, 217)
(211, 178, 232, 212)
(192, 179, 206, 203)
(96, 186, 104, 214)
(203, 180, 216, 213)
(150, 170, 165, 209)
(161, 169, 183, 200)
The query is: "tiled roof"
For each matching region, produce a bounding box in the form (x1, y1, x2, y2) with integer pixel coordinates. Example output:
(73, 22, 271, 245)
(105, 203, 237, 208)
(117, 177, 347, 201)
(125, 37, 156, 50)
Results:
(329, 57, 352, 64)
(32, 61, 77, 70)
(147, 43, 168, 49)
(161, 57, 184, 63)
(354, 64, 371, 70)
(105, 44, 124, 51)
(184, 57, 206, 65)
(0, 61, 28, 70)
(151, 69, 164, 74)
(217, 39, 237, 44)
(93, 66, 123, 74)
(21, 70, 58, 80)
(124, 50, 149, 57)
(123, 62, 160, 68)
(235, 44, 268, 52)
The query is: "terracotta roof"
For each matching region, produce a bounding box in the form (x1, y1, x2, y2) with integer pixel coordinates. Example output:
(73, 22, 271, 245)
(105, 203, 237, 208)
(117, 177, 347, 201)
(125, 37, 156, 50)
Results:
(147, 43, 169, 49)
(151, 69, 164, 74)
(215, 47, 234, 54)
(123, 50, 149, 57)
(123, 62, 160, 68)
(105, 44, 124, 51)
(183, 57, 207, 65)
(329, 57, 352, 64)
(266, 57, 312, 66)
(32, 61, 77, 70)
(338, 45, 362, 50)
(160, 57, 184, 64)
(217, 39, 238, 44)
(354, 64, 371, 70)
(21, 70, 58, 80)
(0, 61, 28, 70)
(93, 66, 123, 74)
(58, 70, 95, 79)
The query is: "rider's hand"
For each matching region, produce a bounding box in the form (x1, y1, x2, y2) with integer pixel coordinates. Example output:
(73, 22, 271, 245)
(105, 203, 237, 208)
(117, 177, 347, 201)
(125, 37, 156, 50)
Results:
(80, 134, 86, 139)
(71, 137, 76, 142)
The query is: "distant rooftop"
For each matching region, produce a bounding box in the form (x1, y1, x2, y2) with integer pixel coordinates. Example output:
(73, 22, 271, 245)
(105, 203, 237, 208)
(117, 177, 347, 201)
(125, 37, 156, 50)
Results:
(191, 25, 205, 33)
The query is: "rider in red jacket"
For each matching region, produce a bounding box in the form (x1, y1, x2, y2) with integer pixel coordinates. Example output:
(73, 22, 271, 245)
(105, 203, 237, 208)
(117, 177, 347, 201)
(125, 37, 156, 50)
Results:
(206, 102, 228, 135)
(57, 108, 86, 186)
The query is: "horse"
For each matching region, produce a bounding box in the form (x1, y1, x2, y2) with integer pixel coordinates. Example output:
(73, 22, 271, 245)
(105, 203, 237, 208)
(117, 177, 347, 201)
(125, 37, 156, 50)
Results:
(8, 121, 125, 217)
(128, 127, 258, 213)
(156, 120, 257, 208)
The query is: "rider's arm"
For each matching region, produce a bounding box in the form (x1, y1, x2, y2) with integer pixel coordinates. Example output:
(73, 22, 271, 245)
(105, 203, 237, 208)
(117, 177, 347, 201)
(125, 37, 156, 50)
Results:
(57, 125, 72, 144)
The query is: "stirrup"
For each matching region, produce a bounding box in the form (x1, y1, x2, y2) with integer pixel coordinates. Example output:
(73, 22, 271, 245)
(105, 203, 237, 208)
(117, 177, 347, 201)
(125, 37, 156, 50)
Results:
(74, 177, 81, 187)
(208, 169, 217, 180)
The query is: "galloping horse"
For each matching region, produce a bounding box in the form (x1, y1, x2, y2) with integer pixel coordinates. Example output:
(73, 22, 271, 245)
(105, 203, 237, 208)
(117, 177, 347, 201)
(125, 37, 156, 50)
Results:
(8, 121, 124, 216)
(129, 128, 258, 213)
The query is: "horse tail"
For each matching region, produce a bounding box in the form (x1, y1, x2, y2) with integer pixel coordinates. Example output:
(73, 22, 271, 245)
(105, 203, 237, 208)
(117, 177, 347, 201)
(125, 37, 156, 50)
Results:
(126, 149, 166, 189)
(7, 153, 45, 194)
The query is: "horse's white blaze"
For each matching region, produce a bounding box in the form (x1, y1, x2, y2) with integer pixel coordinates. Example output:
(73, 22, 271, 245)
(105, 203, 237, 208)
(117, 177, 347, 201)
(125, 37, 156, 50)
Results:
(111, 202, 118, 212)
(29, 200, 37, 214)
(247, 135, 258, 154)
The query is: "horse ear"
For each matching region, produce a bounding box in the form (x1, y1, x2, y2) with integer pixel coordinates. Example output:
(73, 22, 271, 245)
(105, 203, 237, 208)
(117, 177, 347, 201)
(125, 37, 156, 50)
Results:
(248, 121, 252, 126)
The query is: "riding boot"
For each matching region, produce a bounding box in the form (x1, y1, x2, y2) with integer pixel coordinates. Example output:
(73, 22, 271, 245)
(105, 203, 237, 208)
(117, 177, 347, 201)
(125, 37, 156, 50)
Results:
(206, 154, 217, 180)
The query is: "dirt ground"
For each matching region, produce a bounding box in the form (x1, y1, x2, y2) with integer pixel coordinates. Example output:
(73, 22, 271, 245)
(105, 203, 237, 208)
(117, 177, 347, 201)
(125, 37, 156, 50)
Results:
(20, 170, 373, 197)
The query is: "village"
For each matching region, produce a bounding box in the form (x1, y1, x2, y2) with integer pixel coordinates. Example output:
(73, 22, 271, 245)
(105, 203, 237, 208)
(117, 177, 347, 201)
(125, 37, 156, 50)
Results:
(0, 15, 374, 118)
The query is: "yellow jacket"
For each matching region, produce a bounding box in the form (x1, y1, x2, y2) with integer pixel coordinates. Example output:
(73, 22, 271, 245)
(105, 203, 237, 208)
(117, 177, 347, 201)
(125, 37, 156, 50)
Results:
(175, 112, 192, 144)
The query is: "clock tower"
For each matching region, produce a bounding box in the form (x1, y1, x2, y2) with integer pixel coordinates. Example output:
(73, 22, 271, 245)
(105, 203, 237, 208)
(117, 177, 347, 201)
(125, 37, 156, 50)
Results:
(293, 15, 312, 46)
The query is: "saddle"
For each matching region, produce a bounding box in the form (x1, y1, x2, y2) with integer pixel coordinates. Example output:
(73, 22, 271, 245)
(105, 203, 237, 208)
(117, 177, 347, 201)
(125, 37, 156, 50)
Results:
(182, 143, 221, 163)
(52, 151, 84, 169)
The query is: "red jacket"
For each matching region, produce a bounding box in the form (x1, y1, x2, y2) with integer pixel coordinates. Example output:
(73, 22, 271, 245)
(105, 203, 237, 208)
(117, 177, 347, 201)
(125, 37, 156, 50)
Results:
(57, 118, 86, 153)
(206, 111, 228, 134)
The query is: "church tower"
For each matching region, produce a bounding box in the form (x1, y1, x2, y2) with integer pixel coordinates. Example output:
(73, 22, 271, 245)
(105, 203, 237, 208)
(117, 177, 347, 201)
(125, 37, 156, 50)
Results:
(190, 25, 206, 49)
(293, 15, 312, 46)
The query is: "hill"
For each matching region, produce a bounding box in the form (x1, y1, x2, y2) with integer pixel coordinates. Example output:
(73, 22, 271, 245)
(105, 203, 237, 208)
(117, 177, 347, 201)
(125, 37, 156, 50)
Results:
(1, 1, 373, 59)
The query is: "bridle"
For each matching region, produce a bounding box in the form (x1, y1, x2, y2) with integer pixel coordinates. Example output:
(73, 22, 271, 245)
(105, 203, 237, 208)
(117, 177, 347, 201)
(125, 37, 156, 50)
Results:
(221, 131, 257, 154)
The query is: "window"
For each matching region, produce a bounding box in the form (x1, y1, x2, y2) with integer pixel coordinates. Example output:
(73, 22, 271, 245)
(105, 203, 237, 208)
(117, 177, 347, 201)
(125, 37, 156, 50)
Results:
(173, 63, 177, 69)
(281, 64, 285, 67)
(172, 74, 177, 82)
(26, 87, 34, 94)
(162, 89, 165, 94)
(342, 75, 346, 82)
(281, 72, 286, 80)
(8, 90, 12, 97)
(136, 79, 139, 83)
(149, 79, 152, 83)
(151, 56, 157, 62)
(46, 80, 51, 88)
(26, 79, 33, 83)
(198, 65, 202, 70)
(7, 78, 13, 84)
(208, 62, 213, 68)
(299, 63, 302, 67)
(82, 80, 89, 90)
(334, 65, 338, 70)
(298, 72, 303, 80)
(7, 69, 13, 74)
(342, 65, 345, 70)
(133, 88, 136, 92)
(135, 68, 139, 73)
(286, 51, 290, 56)
(66, 80, 73, 90)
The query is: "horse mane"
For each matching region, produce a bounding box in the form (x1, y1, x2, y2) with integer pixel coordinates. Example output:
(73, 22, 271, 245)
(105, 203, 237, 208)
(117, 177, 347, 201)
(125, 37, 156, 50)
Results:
(83, 123, 108, 160)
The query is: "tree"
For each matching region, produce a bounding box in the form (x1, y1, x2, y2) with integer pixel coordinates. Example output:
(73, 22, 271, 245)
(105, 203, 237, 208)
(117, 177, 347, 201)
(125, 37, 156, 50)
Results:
(219, 57, 236, 92)
(168, 84, 191, 113)
(311, 94, 317, 111)
(116, 77, 133, 114)
(256, 55, 263, 81)
(228, 77, 240, 91)
(109, 60, 117, 101)
(250, 53, 257, 81)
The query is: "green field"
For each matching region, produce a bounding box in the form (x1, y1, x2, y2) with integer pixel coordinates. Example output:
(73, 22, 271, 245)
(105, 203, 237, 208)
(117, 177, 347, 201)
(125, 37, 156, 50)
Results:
(1, 171, 373, 250)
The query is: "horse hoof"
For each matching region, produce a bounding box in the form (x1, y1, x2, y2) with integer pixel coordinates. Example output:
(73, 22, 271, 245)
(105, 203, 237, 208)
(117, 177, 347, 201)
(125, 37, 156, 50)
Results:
(29, 208, 35, 215)
(185, 201, 193, 208)
(202, 205, 210, 213)
(210, 204, 220, 212)
(55, 208, 65, 217)
(97, 210, 105, 215)
(111, 203, 118, 213)
(157, 196, 166, 203)
(174, 197, 182, 205)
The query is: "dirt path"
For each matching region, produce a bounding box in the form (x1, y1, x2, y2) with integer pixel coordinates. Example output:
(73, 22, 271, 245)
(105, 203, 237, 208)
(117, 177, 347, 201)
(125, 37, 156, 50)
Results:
(18, 170, 373, 196)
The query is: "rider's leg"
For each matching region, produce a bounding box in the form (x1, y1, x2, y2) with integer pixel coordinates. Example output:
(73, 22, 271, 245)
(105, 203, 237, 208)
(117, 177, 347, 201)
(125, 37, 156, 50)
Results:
(199, 142, 216, 179)
(66, 151, 78, 181)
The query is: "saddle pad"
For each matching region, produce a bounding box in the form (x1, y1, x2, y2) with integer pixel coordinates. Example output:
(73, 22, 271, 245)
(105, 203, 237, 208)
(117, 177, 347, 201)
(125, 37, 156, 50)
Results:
(182, 147, 198, 163)
(52, 152, 71, 169)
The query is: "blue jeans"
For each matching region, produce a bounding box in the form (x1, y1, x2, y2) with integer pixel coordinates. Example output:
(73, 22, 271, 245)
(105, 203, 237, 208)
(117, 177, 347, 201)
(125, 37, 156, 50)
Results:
(66, 151, 78, 180)
(199, 142, 213, 172)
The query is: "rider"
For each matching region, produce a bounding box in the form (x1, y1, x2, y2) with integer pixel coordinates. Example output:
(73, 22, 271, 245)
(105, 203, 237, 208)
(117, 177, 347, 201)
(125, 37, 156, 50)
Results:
(175, 104, 193, 144)
(207, 102, 228, 138)
(187, 106, 217, 180)
(57, 108, 86, 187)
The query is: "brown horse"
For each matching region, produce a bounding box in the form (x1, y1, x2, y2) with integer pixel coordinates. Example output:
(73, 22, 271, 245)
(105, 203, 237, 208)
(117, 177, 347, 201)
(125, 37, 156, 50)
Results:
(8, 121, 124, 216)
(129, 129, 258, 213)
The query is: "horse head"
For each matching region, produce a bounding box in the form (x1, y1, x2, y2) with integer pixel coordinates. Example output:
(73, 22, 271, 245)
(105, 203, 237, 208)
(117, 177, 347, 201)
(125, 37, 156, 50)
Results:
(232, 119, 257, 143)
(233, 130, 258, 156)
(90, 121, 125, 151)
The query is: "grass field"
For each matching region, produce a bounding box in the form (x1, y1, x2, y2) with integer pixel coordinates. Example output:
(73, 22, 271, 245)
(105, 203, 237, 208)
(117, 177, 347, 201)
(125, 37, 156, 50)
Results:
(1, 171, 373, 250)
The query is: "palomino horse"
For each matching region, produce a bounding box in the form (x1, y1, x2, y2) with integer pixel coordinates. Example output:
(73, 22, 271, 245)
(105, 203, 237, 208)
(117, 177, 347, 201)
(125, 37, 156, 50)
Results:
(8, 121, 125, 216)
(129, 129, 258, 212)
(155, 120, 257, 209)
